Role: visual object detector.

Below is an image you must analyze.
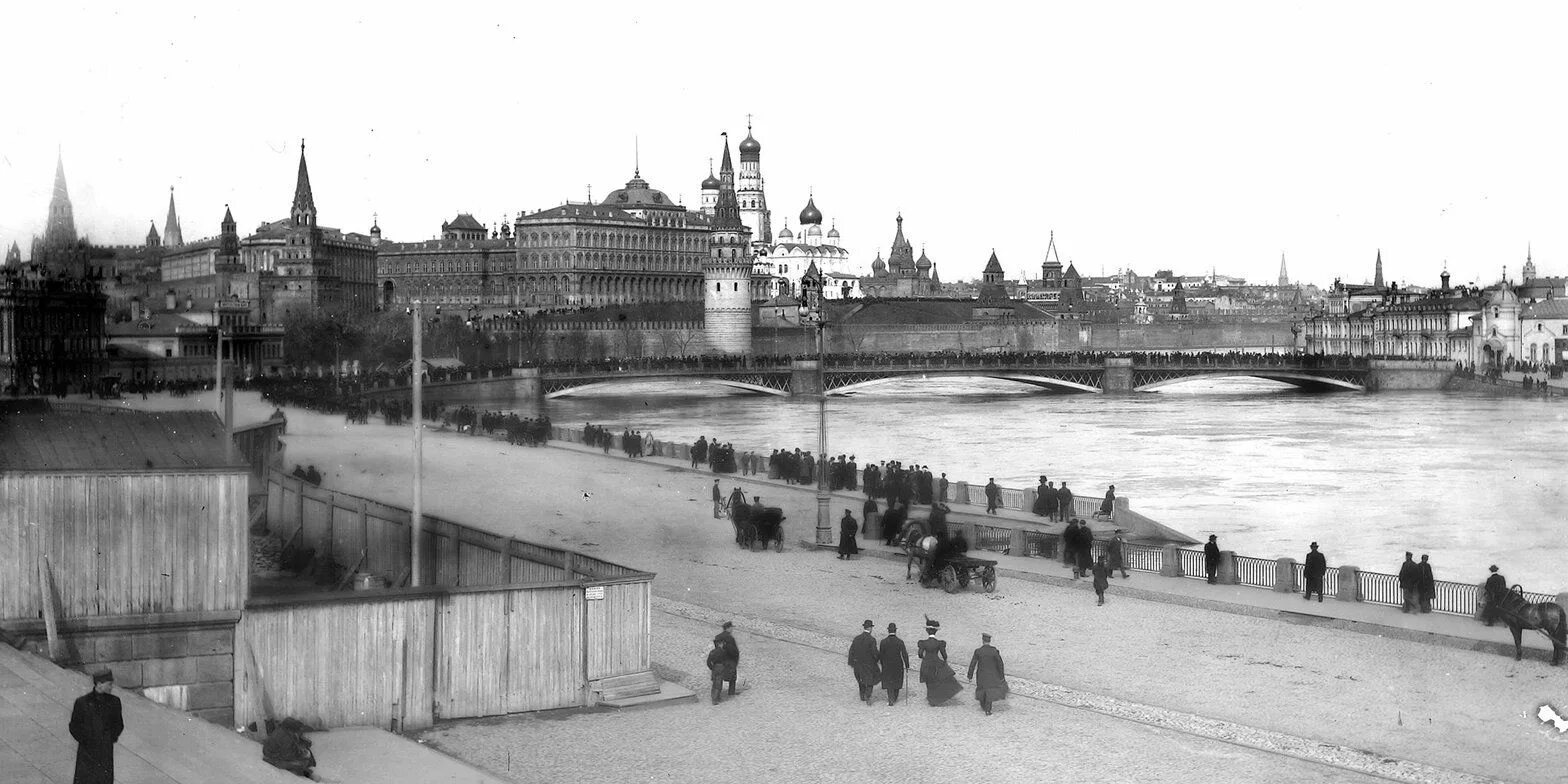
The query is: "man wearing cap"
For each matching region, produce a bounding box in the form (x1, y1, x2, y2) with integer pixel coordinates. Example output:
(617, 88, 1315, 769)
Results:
(712, 478, 724, 519)
(715, 621, 740, 696)
(878, 623, 910, 706)
(1482, 565, 1509, 626)
(1303, 542, 1327, 602)
(1203, 535, 1221, 584)
(70, 669, 123, 784)
(966, 633, 1008, 716)
(847, 620, 881, 704)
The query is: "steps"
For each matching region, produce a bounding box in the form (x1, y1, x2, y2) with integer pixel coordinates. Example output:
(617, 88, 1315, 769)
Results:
(591, 670, 695, 710)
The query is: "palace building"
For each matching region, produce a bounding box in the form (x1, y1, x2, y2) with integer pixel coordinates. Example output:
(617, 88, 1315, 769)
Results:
(374, 214, 516, 309)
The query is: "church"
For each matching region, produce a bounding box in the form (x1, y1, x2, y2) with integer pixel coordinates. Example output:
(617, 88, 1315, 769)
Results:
(858, 214, 941, 298)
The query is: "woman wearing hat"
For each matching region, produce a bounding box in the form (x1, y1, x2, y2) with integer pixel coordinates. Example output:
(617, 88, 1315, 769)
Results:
(917, 618, 963, 706)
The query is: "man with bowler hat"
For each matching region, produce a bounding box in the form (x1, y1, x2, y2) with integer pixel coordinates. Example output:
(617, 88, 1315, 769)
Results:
(715, 621, 740, 695)
(1204, 535, 1221, 584)
(847, 619, 881, 704)
(878, 623, 910, 706)
(70, 668, 123, 784)
(1303, 542, 1327, 602)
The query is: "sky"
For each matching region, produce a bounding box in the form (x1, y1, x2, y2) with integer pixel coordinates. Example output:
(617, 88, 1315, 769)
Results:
(2, 1, 1566, 290)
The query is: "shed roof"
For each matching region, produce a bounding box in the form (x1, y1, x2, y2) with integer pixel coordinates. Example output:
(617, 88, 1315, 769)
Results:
(0, 408, 246, 472)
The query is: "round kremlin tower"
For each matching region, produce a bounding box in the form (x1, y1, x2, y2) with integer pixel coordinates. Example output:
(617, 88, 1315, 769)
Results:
(704, 133, 754, 354)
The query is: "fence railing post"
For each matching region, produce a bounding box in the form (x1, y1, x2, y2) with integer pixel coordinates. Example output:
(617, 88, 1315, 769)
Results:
(1160, 545, 1185, 577)
(1009, 527, 1028, 557)
(1274, 557, 1298, 593)
(1337, 565, 1363, 602)
(1218, 551, 1240, 585)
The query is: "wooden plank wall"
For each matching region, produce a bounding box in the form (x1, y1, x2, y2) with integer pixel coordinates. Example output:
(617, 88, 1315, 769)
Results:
(1, 472, 247, 620)
(507, 586, 583, 713)
(585, 581, 651, 681)
(230, 421, 286, 488)
(234, 596, 436, 731)
(434, 592, 510, 719)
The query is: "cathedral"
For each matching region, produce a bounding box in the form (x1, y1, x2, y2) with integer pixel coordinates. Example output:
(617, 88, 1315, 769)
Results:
(859, 214, 940, 298)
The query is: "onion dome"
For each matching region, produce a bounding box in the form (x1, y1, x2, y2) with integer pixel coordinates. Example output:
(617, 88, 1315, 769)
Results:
(778, 221, 794, 241)
(701, 173, 720, 190)
(916, 249, 933, 270)
(739, 128, 761, 158)
(799, 196, 823, 226)
(804, 222, 822, 237)
(871, 252, 887, 274)
(827, 223, 840, 240)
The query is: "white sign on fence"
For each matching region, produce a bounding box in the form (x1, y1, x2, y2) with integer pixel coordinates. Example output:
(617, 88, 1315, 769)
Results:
(585, 586, 605, 601)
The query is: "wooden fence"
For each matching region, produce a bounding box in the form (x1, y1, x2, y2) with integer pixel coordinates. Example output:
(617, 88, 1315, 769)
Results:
(243, 472, 655, 730)
(1, 471, 248, 621)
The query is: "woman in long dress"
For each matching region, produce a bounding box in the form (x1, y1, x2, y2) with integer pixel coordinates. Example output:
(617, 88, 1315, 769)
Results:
(916, 619, 963, 706)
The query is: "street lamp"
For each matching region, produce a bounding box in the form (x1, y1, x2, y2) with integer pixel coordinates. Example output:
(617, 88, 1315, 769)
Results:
(797, 264, 831, 547)
(406, 300, 440, 587)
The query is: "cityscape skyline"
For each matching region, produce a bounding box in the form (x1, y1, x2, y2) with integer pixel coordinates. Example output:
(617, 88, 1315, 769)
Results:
(3, 2, 1565, 291)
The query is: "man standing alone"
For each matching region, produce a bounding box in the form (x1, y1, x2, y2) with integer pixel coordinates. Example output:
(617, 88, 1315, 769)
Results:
(1482, 565, 1509, 626)
(878, 623, 910, 706)
(1303, 542, 1327, 602)
(965, 633, 1008, 716)
(1204, 535, 1221, 584)
(984, 478, 1000, 514)
(847, 620, 881, 704)
(715, 621, 740, 696)
(70, 669, 123, 784)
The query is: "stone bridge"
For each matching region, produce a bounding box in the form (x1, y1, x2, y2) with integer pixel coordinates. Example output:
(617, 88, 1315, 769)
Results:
(365, 355, 1450, 411)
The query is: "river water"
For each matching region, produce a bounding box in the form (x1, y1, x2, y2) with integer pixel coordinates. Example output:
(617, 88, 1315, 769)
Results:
(482, 378, 1567, 592)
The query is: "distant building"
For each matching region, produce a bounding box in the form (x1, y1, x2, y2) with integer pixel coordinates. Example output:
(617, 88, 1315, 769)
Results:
(375, 214, 515, 309)
(859, 215, 940, 298)
(758, 196, 851, 299)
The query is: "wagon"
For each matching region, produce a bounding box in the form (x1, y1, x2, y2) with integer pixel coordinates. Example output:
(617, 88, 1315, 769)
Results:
(731, 504, 785, 552)
(904, 542, 998, 593)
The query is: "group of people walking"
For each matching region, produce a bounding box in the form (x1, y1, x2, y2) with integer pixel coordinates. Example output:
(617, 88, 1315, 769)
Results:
(845, 618, 1008, 714)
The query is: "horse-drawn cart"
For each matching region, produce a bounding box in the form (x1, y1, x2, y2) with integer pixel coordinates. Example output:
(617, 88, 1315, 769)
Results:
(904, 540, 998, 593)
(731, 504, 785, 552)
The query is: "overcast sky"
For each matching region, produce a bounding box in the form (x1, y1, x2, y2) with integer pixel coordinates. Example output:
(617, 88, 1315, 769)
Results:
(3, 2, 1565, 289)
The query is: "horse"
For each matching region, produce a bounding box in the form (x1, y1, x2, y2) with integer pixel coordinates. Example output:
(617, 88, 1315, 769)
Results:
(1495, 586, 1568, 665)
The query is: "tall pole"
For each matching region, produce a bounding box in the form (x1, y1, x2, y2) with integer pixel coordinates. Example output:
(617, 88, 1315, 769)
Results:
(815, 321, 831, 546)
(411, 301, 424, 587)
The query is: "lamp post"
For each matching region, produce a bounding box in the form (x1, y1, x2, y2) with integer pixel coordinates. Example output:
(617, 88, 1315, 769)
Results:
(407, 300, 440, 587)
(797, 268, 832, 547)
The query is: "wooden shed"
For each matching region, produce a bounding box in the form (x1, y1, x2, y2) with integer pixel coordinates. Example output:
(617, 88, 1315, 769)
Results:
(0, 401, 250, 723)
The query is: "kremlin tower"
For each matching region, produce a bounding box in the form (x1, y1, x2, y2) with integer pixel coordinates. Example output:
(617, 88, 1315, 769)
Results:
(703, 134, 754, 354)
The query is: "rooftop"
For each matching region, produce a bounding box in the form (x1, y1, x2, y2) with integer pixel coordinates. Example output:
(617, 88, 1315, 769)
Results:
(0, 406, 245, 472)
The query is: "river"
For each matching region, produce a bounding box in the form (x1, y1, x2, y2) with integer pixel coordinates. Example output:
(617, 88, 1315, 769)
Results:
(479, 378, 1567, 592)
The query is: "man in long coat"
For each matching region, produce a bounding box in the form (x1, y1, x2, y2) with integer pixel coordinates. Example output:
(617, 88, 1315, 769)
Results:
(983, 478, 1000, 514)
(1058, 482, 1075, 522)
(1204, 535, 1221, 584)
(70, 669, 123, 784)
(1303, 542, 1327, 602)
(878, 623, 911, 706)
(966, 633, 1008, 716)
(715, 621, 740, 696)
(1107, 532, 1129, 578)
(1482, 565, 1509, 626)
(847, 620, 881, 704)
(1416, 554, 1436, 613)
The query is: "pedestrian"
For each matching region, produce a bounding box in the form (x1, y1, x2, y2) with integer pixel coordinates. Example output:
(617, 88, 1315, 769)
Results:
(984, 478, 1000, 514)
(1058, 482, 1074, 521)
(965, 633, 1008, 716)
(1073, 519, 1094, 579)
(881, 501, 907, 547)
(1204, 534, 1221, 584)
(1031, 475, 1049, 516)
(938, 473, 949, 503)
(1098, 484, 1116, 519)
(1091, 555, 1111, 605)
(1397, 552, 1419, 613)
(715, 621, 740, 696)
(862, 497, 879, 538)
(917, 618, 962, 706)
(878, 622, 910, 706)
(1303, 542, 1327, 602)
(1107, 531, 1129, 578)
(712, 478, 724, 519)
(1482, 565, 1509, 626)
(706, 638, 731, 704)
(838, 509, 861, 559)
(848, 620, 881, 704)
(70, 668, 123, 784)
(1417, 554, 1436, 613)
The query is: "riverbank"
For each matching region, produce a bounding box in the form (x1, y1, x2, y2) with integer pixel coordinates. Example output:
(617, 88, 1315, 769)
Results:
(100, 390, 1568, 782)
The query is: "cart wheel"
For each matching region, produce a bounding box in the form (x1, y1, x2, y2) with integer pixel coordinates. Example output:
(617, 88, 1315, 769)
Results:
(981, 566, 997, 593)
(775, 535, 783, 553)
(941, 566, 961, 594)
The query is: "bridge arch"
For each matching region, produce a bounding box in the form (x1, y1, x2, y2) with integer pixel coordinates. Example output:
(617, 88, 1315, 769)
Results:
(545, 377, 789, 399)
(830, 370, 1103, 396)
(1136, 371, 1364, 392)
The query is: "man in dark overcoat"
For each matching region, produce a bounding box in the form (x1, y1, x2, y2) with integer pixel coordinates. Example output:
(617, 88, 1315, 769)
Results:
(1482, 565, 1509, 626)
(1058, 482, 1074, 522)
(878, 623, 911, 706)
(715, 621, 740, 696)
(1303, 542, 1327, 602)
(983, 478, 1000, 514)
(965, 633, 1008, 716)
(1204, 535, 1221, 584)
(70, 669, 123, 784)
(1397, 552, 1419, 613)
(847, 620, 881, 704)
(1416, 554, 1436, 613)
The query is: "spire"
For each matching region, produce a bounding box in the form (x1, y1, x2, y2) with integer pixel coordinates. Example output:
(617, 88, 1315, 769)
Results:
(1277, 252, 1289, 287)
(219, 204, 239, 257)
(718, 133, 734, 183)
(4, 241, 21, 268)
(713, 133, 742, 229)
(291, 138, 317, 227)
(42, 150, 78, 247)
(163, 186, 184, 247)
(634, 135, 640, 178)
(145, 221, 161, 247)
